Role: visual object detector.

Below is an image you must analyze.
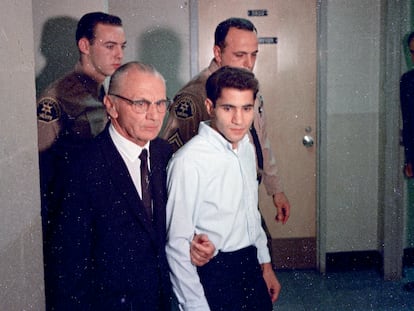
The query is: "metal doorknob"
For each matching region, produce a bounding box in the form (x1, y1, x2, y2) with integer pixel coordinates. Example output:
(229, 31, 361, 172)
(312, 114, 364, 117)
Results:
(303, 135, 314, 148)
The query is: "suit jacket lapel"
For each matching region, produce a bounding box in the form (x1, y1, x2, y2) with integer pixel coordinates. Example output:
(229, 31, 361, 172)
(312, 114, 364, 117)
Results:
(97, 127, 157, 238)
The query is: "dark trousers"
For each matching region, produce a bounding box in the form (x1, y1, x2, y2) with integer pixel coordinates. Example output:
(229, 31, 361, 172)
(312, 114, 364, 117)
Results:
(197, 246, 272, 311)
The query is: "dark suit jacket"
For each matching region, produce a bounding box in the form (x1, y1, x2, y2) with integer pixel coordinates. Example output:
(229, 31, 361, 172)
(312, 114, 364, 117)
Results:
(401, 69, 414, 165)
(46, 126, 173, 310)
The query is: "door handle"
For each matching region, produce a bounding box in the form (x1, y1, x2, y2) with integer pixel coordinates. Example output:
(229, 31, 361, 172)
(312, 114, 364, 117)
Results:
(303, 135, 314, 148)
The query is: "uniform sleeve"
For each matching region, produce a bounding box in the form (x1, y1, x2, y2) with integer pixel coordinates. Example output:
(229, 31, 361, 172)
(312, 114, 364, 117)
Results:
(165, 156, 210, 311)
(37, 96, 63, 152)
(160, 92, 209, 153)
(254, 96, 284, 195)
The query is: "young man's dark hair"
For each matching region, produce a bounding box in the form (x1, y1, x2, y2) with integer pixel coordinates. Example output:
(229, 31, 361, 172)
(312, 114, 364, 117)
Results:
(75, 11, 123, 44)
(206, 66, 259, 106)
(214, 17, 257, 49)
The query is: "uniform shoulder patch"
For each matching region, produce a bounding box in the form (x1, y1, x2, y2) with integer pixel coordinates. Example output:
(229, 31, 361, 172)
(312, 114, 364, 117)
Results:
(173, 95, 196, 120)
(37, 97, 61, 122)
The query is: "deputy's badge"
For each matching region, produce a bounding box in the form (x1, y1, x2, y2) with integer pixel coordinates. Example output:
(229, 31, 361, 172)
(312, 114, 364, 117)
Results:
(37, 97, 61, 122)
(174, 95, 195, 120)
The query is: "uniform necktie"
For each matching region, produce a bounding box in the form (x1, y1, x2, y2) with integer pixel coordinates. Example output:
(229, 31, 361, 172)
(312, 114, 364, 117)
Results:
(98, 85, 106, 102)
(250, 125, 263, 184)
(139, 149, 152, 220)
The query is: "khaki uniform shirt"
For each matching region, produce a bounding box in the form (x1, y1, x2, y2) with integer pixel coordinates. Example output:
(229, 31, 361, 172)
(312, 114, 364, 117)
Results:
(37, 67, 106, 152)
(37, 66, 107, 220)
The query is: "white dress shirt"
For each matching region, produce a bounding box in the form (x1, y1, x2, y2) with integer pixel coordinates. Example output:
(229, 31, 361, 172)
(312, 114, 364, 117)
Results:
(166, 121, 270, 311)
(109, 124, 150, 198)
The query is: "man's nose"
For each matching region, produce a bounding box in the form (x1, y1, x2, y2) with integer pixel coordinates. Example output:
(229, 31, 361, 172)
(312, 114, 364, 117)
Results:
(244, 56, 253, 70)
(145, 102, 159, 119)
(232, 108, 243, 124)
(116, 45, 124, 60)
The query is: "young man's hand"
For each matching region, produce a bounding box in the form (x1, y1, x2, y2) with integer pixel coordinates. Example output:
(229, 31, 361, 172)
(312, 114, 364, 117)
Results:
(261, 262, 281, 302)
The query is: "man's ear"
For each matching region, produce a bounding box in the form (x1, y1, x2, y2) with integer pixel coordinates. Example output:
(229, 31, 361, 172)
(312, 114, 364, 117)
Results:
(104, 95, 118, 119)
(205, 98, 215, 117)
(78, 38, 90, 55)
(213, 45, 222, 65)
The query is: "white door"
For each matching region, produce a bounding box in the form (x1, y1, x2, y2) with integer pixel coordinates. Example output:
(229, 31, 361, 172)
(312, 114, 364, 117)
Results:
(198, 0, 317, 269)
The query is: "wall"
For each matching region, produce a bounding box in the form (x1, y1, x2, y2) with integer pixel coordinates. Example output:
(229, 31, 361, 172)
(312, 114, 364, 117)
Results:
(0, 0, 43, 309)
(108, 0, 191, 98)
(322, 0, 382, 252)
(33, 0, 107, 96)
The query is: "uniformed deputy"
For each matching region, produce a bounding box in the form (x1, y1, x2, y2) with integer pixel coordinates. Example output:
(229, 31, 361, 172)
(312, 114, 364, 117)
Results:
(160, 17, 291, 227)
(38, 12, 126, 310)
(37, 12, 126, 152)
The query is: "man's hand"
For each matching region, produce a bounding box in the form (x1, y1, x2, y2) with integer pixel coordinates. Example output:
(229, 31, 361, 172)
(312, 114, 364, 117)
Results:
(405, 163, 413, 178)
(261, 262, 281, 302)
(273, 192, 290, 224)
(190, 234, 215, 266)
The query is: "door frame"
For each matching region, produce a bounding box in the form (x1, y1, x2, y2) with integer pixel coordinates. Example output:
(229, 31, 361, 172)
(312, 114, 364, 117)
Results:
(378, 0, 407, 280)
(317, 0, 405, 279)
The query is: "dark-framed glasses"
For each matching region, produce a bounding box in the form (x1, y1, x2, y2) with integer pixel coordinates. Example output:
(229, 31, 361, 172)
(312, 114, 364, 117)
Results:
(109, 93, 171, 113)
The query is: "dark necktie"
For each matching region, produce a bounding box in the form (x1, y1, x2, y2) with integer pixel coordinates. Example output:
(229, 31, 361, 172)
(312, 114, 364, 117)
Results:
(139, 149, 152, 220)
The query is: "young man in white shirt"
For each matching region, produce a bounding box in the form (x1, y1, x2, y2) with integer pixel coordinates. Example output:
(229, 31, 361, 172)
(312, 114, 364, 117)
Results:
(166, 66, 281, 310)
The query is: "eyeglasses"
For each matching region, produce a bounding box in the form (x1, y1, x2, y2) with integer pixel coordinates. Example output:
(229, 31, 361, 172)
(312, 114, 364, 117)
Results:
(109, 93, 171, 113)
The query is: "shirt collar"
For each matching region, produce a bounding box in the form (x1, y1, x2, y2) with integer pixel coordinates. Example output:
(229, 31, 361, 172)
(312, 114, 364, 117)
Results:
(198, 121, 249, 154)
(109, 124, 150, 161)
(208, 58, 220, 75)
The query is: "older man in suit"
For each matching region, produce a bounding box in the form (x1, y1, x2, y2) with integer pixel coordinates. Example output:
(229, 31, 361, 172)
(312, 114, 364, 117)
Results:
(47, 62, 173, 310)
